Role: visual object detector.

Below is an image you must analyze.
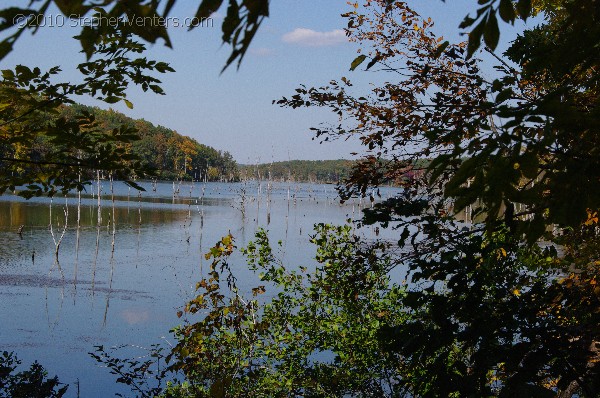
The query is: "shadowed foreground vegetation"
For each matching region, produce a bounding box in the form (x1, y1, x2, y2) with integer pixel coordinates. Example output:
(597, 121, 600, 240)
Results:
(1, 0, 600, 396)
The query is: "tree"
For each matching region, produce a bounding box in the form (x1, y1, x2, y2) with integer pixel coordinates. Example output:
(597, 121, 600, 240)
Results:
(5, 0, 598, 396)
(0, 0, 263, 197)
(0, 0, 540, 197)
(274, 0, 600, 395)
(0, 31, 173, 196)
(0, 351, 67, 398)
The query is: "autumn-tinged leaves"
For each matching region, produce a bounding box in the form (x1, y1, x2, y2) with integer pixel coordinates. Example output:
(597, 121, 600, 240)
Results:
(0, 0, 539, 71)
(0, 26, 177, 196)
(168, 226, 407, 396)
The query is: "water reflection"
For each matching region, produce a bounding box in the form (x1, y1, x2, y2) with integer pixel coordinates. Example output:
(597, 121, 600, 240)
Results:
(120, 308, 151, 325)
(0, 198, 193, 230)
(0, 181, 401, 397)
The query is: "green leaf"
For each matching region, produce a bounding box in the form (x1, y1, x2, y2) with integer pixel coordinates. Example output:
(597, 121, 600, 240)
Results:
(459, 15, 476, 29)
(149, 84, 164, 94)
(1, 68, 15, 79)
(104, 96, 120, 104)
(516, 0, 532, 19)
(194, 0, 225, 22)
(155, 62, 175, 73)
(365, 55, 380, 70)
(467, 18, 486, 58)
(496, 88, 513, 103)
(75, 26, 99, 60)
(221, 0, 240, 42)
(433, 41, 450, 58)
(350, 54, 367, 71)
(123, 99, 134, 109)
(491, 79, 503, 92)
(163, 0, 177, 16)
(498, 0, 516, 23)
(0, 40, 13, 61)
(445, 156, 480, 197)
(484, 11, 500, 50)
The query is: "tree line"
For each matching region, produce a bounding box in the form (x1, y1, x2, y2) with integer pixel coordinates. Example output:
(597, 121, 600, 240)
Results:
(239, 159, 430, 184)
(239, 159, 354, 184)
(2, 0, 600, 396)
(61, 104, 239, 182)
(0, 102, 239, 196)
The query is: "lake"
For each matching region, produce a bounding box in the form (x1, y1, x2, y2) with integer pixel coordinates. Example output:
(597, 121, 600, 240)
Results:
(0, 180, 400, 397)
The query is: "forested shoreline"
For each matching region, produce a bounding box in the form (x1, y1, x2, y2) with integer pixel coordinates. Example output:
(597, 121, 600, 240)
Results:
(239, 159, 427, 184)
(62, 105, 239, 182)
(2, 0, 599, 395)
(238, 159, 353, 183)
(3, 102, 383, 186)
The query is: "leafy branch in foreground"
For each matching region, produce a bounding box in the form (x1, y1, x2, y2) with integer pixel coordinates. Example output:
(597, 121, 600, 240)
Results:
(94, 226, 406, 397)
(273, 0, 600, 395)
(167, 226, 407, 397)
(0, 0, 532, 71)
(0, 32, 174, 197)
(0, 351, 67, 398)
(0, 1, 270, 72)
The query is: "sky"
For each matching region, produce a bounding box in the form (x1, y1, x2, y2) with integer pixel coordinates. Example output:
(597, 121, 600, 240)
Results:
(2, 1, 534, 163)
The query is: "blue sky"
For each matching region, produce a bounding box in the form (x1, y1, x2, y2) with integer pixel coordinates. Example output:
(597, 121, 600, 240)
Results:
(3, 1, 532, 162)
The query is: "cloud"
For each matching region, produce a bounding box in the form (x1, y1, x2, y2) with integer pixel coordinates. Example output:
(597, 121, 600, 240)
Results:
(120, 309, 150, 325)
(282, 28, 347, 47)
(250, 47, 275, 57)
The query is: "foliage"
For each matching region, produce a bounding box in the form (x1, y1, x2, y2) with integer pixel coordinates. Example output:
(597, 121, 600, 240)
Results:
(95, 226, 407, 397)
(0, 31, 173, 197)
(385, 223, 600, 396)
(239, 159, 355, 183)
(166, 226, 407, 397)
(0, 0, 269, 71)
(62, 105, 238, 181)
(0, 351, 67, 398)
(271, 0, 600, 396)
(278, 0, 599, 240)
(0, 0, 507, 70)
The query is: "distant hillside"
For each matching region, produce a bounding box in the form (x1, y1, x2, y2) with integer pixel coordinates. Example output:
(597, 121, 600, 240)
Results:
(239, 160, 354, 183)
(239, 158, 433, 184)
(62, 104, 238, 181)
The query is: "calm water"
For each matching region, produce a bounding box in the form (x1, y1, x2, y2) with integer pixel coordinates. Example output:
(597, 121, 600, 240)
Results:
(0, 180, 399, 397)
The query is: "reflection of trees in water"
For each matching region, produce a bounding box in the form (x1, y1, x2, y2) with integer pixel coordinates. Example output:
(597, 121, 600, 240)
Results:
(0, 182, 188, 328)
(0, 200, 190, 229)
(0, 199, 190, 266)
